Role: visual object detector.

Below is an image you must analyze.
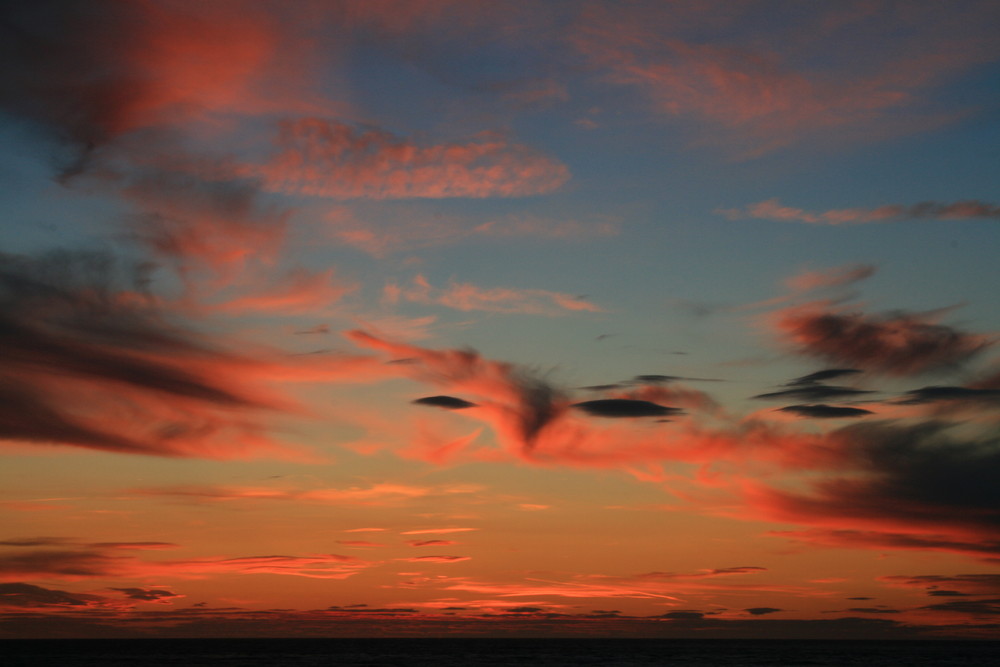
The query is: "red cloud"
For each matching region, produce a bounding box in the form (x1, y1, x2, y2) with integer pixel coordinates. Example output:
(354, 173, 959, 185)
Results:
(398, 556, 471, 564)
(0, 547, 374, 582)
(238, 118, 569, 200)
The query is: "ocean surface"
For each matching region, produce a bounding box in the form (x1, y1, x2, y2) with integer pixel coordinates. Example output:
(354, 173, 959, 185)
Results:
(4, 638, 999, 667)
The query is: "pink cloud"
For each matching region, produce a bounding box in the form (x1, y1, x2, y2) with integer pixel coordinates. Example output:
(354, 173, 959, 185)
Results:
(573, 2, 1000, 157)
(324, 207, 619, 258)
(236, 118, 569, 200)
(386, 275, 603, 315)
(719, 199, 1000, 224)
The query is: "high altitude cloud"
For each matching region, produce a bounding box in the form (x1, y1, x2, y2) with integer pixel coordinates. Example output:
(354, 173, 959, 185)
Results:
(719, 199, 1000, 224)
(238, 118, 570, 200)
(772, 303, 992, 376)
(573, 1, 1000, 157)
(324, 207, 619, 258)
(385, 275, 602, 315)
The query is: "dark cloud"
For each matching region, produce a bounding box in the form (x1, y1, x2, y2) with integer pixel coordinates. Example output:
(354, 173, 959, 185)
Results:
(505, 606, 545, 614)
(108, 587, 181, 602)
(745, 607, 782, 615)
(572, 398, 683, 418)
(777, 404, 873, 419)
(412, 395, 478, 410)
(927, 590, 971, 597)
(0, 250, 291, 458)
(897, 386, 1000, 405)
(661, 611, 704, 620)
(758, 420, 1000, 559)
(0, 549, 120, 579)
(0, 583, 109, 608)
(774, 306, 991, 376)
(788, 369, 863, 385)
(920, 599, 1000, 616)
(845, 608, 900, 614)
(754, 385, 873, 401)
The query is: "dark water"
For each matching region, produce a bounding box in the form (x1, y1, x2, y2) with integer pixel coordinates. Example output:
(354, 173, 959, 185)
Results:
(3, 638, 998, 666)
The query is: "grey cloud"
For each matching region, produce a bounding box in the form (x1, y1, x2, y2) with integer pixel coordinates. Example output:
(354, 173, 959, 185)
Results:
(777, 404, 873, 419)
(572, 399, 683, 418)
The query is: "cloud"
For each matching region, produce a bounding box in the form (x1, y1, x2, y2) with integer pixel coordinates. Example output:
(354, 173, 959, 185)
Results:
(405, 540, 458, 547)
(897, 386, 1000, 405)
(108, 587, 183, 603)
(753, 386, 873, 402)
(719, 199, 1000, 224)
(398, 555, 471, 563)
(745, 607, 782, 616)
(776, 405, 873, 419)
(919, 599, 1000, 616)
(127, 482, 479, 506)
(399, 528, 477, 536)
(0, 583, 121, 609)
(0, 250, 323, 460)
(0, 547, 374, 582)
(573, 2, 1000, 157)
(346, 330, 567, 452)
(237, 118, 569, 200)
(879, 574, 1000, 597)
(387, 275, 603, 315)
(771, 303, 992, 376)
(744, 420, 1000, 557)
(784, 265, 876, 292)
(571, 399, 683, 418)
(412, 396, 479, 410)
(325, 206, 619, 258)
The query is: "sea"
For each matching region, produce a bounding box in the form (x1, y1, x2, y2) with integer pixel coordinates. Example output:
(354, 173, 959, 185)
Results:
(3, 638, 999, 667)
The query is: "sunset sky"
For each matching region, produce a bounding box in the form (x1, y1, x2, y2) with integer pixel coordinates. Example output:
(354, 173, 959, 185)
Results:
(2, 0, 1000, 639)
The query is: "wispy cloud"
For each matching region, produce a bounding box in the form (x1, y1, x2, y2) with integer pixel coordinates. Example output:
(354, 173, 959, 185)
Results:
(385, 275, 603, 315)
(719, 199, 1000, 224)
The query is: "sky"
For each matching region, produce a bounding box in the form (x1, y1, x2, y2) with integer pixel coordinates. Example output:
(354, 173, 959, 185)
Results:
(1, 0, 1000, 640)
